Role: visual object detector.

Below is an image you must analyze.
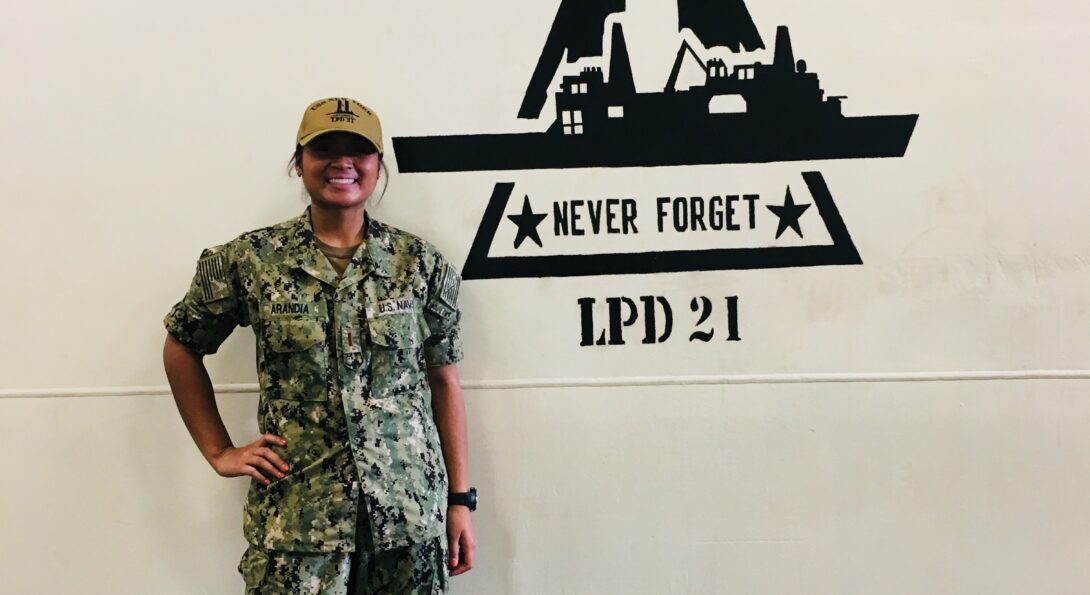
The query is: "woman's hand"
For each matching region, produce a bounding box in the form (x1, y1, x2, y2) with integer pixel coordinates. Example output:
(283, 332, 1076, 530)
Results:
(208, 434, 290, 485)
(447, 506, 477, 576)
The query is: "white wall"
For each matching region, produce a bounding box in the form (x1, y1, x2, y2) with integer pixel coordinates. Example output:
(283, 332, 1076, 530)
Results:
(2, 1, 1089, 593)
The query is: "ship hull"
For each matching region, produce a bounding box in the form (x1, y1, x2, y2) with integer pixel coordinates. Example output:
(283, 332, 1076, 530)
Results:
(393, 114, 918, 173)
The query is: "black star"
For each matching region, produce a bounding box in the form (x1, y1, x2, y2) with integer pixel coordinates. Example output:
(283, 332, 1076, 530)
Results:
(766, 187, 812, 239)
(506, 195, 547, 249)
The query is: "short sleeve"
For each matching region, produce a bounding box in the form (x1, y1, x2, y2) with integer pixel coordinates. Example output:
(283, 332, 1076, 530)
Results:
(421, 250, 464, 368)
(163, 245, 245, 355)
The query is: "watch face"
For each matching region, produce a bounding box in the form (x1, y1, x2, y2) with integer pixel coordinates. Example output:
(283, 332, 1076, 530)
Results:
(467, 488, 478, 508)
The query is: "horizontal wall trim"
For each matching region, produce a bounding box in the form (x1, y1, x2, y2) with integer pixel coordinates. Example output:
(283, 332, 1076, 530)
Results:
(2, 370, 1090, 400)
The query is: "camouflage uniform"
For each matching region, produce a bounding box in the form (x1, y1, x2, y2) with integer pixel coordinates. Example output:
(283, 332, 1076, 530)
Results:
(236, 508, 447, 594)
(165, 209, 463, 591)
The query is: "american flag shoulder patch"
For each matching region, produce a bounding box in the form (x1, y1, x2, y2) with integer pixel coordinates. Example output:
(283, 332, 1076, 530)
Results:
(438, 263, 460, 308)
(197, 252, 231, 303)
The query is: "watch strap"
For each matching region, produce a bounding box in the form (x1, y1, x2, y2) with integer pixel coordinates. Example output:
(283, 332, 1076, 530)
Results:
(448, 487, 477, 511)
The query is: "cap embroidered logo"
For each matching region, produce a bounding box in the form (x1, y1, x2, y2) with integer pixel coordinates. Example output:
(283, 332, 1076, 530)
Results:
(328, 98, 359, 123)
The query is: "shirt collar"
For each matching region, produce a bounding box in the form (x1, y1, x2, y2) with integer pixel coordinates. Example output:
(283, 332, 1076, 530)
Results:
(355, 215, 394, 279)
(284, 208, 393, 286)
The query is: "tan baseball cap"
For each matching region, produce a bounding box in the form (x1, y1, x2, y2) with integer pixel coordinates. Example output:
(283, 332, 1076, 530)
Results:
(296, 97, 383, 155)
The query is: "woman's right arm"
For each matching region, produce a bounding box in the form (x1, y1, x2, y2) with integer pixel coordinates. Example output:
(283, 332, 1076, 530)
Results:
(163, 334, 289, 485)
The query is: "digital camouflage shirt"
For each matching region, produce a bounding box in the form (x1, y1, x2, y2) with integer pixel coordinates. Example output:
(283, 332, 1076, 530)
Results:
(164, 209, 463, 553)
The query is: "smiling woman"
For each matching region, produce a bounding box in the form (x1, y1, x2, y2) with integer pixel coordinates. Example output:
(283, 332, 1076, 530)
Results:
(298, 132, 381, 210)
(162, 97, 476, 594)
(289, 103, 391, 209)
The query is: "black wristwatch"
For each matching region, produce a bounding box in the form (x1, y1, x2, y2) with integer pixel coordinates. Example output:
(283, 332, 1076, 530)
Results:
(448, 487, 477, 511)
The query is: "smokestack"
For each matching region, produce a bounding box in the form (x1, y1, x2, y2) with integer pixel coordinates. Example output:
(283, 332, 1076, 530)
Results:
(608, 23, 636, 94)
(773, 25, 795, 72)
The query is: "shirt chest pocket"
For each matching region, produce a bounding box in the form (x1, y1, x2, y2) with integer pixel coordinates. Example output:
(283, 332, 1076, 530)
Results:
(261, 316, 330, 401)
(367, 313, 429, 399)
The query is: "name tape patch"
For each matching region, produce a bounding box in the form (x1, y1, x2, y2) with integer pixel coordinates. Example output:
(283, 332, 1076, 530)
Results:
(367, 297, 417, 318)
(266, 301, 319, 316)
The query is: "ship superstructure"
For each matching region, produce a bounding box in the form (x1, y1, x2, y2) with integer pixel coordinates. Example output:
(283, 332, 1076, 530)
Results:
(552, 25, 846, 137)
(393, 6, 917, 173)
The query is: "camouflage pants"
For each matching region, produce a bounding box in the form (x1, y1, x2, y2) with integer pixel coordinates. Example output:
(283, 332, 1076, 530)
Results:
(238, 505, 447, 594)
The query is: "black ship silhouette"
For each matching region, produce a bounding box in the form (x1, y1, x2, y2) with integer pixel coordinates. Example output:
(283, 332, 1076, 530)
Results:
(393, 0, 918, 173)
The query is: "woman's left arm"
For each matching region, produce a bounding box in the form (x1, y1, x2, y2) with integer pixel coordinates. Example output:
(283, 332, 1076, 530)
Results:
(428, 364, 477, 576)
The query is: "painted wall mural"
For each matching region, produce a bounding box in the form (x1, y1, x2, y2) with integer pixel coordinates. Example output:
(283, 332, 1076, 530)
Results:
(393, 0, 919, 345)
(393, 2, 917, 171)
(460, 173, 859, 279)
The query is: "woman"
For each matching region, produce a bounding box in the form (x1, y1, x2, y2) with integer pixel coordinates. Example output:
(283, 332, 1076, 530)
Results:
(163, 97, 476, 594)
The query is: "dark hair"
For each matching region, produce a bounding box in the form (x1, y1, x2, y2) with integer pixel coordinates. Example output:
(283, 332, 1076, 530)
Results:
(288, 144, 390, 205)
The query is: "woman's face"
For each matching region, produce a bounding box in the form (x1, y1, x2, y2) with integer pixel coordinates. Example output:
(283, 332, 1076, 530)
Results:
(299, 132, 381, 210)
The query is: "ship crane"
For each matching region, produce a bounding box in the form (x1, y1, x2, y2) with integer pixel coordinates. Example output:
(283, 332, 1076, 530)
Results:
(665, 40, 709, 92)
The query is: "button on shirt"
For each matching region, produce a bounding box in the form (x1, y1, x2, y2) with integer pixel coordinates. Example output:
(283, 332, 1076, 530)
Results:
(164, 210, 463, 553)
